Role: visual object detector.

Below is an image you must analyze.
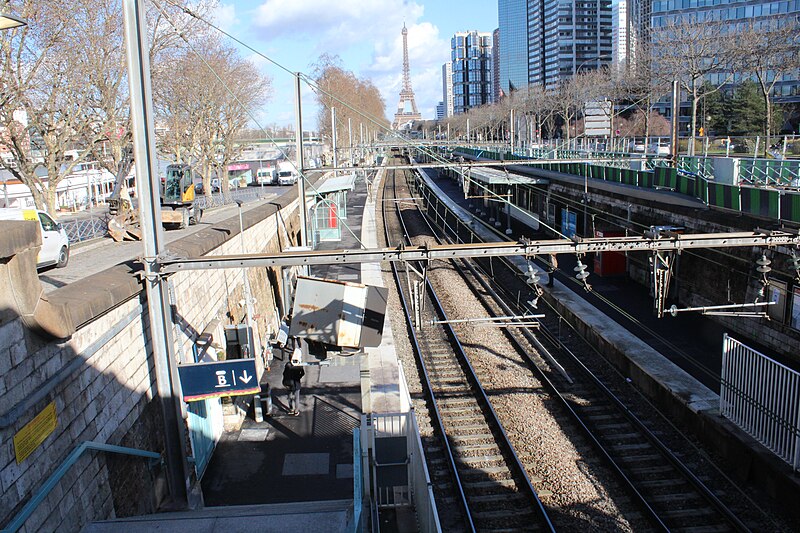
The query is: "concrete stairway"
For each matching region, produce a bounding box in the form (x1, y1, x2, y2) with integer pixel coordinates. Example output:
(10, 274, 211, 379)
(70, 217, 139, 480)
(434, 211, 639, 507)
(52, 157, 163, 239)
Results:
(83, 499, 355, 533)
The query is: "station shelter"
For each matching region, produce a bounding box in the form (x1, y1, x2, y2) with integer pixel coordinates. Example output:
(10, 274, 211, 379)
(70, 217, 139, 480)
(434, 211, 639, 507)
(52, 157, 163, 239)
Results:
(306, 172, 356, 246)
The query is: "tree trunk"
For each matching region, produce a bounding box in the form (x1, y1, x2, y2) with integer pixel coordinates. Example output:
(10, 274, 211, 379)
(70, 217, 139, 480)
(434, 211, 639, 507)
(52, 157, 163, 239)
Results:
(689, 79, 698, 157)
(763, 91, 771, 159)
(45, 186, 59, 218)
(29, 184, 46, 212)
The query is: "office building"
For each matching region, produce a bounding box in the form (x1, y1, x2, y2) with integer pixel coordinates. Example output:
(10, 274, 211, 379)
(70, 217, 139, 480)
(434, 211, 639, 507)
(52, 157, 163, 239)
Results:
(442, 62, 454, 118)
(436, 101, 445, 121)
(612, 0, 630, 70)
(451, 31, 494, 114)
(651, 0, 800, 101)
(492, 28, 501, 101)
(527, 0, 613, 88)
(498, 0, 530, 97)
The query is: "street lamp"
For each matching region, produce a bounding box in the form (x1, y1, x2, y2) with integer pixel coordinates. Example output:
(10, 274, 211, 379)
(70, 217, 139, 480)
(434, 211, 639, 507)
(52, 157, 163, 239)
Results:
(0, 12, 27, 30)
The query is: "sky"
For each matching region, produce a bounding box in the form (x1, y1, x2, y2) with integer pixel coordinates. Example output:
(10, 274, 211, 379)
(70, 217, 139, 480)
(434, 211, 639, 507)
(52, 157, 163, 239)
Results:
(206, 0, 499, 130)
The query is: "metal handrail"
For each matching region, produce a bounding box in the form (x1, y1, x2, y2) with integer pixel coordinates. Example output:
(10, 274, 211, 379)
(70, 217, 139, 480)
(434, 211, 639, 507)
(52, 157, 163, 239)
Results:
(3, 441, 162, 533)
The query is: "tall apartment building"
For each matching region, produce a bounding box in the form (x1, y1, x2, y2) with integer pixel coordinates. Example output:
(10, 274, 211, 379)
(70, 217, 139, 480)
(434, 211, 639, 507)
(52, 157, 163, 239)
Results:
(612, 0, 630, 70)
(441, 62, 454, 118)
(492, 28, 501, 102)
(651, 0, 800, 101)
(527, 0, 613, 88)
(498, 0, 530, 97)
(451, 31, 494, 114)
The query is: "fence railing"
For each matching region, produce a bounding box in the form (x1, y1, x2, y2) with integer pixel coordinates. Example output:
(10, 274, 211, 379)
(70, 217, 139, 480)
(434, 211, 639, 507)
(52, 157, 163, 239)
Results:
(61, 215, 109, 243)
(720, 334, 800, 471)
(360, 361, 441, 532)
(58, 186, 274, 244)
(194, 186, 274, 210)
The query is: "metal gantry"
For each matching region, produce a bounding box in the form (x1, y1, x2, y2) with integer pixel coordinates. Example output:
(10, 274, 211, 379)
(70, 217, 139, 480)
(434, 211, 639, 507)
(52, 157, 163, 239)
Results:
(149, 230, 800, 274)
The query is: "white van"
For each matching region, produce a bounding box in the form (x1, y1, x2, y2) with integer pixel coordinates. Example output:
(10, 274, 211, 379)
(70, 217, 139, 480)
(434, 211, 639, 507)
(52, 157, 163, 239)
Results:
(277, 162, 298, 185)
(0, 208, 70, 268)
(256, 167, 277, 185)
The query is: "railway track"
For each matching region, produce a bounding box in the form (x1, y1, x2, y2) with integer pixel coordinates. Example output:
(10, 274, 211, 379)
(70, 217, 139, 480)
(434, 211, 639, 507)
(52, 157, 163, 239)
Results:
(382, 161, 555, 532)
(391, 159, 784, 531)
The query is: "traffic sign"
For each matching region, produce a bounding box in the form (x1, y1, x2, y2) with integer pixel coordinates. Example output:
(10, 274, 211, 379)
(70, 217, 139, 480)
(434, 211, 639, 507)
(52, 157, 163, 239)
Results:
(178, 359, 260, 402)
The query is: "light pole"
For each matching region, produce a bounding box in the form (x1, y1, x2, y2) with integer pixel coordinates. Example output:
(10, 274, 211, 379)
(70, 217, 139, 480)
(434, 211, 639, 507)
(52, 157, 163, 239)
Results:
(235, 200, 255, 344)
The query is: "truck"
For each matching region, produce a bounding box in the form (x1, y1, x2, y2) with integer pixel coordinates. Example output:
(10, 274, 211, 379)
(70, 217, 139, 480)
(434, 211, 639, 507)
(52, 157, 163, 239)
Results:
(277, 161, 298, 185)
(256, 167, 277, 185)
(0, 208, 70, 268)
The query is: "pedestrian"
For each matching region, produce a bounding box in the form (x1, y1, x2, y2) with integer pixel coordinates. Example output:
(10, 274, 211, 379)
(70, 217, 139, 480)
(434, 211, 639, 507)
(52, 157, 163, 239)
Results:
(546, 254, 558, 287)
(282, 339, 305, 416)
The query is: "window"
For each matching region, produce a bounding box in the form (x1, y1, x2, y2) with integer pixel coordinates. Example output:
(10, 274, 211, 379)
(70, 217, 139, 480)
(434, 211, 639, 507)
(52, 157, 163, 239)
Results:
(38, 213, 57, 232)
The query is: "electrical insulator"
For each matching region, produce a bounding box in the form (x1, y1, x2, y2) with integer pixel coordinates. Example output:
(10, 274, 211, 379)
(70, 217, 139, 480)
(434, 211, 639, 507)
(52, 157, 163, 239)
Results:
(574, 260, 589, 281)
(525, 263, 541, 285)
(756, 254, 772, 275)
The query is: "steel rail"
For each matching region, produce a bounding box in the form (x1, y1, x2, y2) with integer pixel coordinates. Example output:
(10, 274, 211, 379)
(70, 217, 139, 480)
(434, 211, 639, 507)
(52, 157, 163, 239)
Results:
(392, 165, 556, 532)
(414, 167, 752, 532)
(383, 168, 477, 533)
(154, 231, 799, 273)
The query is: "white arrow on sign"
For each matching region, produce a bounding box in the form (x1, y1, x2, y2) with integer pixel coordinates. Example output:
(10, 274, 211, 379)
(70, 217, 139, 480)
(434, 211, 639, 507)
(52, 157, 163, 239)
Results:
(239, 370, 253, 384)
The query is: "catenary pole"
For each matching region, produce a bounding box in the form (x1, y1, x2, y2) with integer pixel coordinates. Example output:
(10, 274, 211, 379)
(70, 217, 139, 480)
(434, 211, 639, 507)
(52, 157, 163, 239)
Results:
(122, 0, 189, 507)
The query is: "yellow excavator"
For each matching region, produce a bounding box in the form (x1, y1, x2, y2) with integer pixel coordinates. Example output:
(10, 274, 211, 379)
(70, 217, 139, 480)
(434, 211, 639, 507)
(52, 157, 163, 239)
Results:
(107, 163, 203, 242)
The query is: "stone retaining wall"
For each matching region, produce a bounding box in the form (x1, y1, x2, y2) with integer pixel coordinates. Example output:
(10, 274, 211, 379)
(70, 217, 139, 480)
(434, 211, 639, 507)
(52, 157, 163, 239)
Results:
(0, 186, 305, 532)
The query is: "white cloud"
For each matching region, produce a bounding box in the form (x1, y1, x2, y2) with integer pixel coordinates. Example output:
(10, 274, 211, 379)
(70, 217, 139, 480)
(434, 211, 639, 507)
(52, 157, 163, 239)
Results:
(253, 0, 424, 49)
(211, 2, 238, 33)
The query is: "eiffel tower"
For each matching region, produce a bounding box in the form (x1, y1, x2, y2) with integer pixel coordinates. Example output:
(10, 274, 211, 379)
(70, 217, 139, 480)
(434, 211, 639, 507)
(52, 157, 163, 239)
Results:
(392, 24, 422, 130)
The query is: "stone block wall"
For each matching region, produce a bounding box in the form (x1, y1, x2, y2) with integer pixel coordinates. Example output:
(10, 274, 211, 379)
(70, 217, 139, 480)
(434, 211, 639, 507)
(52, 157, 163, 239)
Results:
(1, 193, 302, 532)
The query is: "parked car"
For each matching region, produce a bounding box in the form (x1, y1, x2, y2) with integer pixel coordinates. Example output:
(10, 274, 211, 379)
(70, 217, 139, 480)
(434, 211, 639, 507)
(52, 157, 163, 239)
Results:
(0, 208, 70, 268)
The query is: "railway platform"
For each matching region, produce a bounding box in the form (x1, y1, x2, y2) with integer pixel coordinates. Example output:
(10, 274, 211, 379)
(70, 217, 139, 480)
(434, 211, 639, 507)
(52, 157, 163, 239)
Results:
(192, 167, 405, 528)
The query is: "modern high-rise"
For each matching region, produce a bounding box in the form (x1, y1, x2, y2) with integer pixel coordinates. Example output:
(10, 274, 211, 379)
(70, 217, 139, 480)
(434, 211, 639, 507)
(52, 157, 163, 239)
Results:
(651, 0, 800, 101)
(498, 0, 530, 97)
(492, 28, 501, 102)
(441, 62, 454, 118)
(612, 0, 630, 70)
(451, 31, 494, 114)
(527, 0, 613, 88)
(435, 102, 445, 120)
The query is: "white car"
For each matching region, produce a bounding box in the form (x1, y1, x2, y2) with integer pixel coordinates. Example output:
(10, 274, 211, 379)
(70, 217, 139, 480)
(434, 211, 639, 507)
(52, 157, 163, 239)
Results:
(0, 208, 70, 268)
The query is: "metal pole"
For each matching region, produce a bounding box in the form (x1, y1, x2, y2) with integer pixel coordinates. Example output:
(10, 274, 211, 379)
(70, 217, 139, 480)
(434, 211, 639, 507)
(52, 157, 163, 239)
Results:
(467, 118, 470, 145)
(122, 0, 189, 508)
(348, 117, 353, 166)
(236, 200, 255, 337)
(331, 107, 338, 176)
(670, 80, 679, 168)
(510, 109, 515, 154)
(294, 72, 307, 247)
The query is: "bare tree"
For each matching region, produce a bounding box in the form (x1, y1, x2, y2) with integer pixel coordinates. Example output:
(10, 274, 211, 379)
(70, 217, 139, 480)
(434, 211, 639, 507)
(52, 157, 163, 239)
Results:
(313, 54, 388, 160)
(734, 19, 800, 156)
(0, 1, 107, 214)
(654, 18, 737, 155)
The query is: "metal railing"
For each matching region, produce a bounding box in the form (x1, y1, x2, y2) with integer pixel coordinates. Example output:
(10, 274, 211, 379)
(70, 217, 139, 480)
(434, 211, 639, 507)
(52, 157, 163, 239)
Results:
(3, 441, 161, 532)
(361, 362, 441, 532)
(194, 186, 274, 210)
(720, 334, 800, 471)
(61, 215, 109, 243)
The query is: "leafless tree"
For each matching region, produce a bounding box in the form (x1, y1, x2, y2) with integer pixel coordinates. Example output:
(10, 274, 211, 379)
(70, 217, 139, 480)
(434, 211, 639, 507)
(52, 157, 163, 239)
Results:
(653, 17, 737, 155)
(734, 19, 800, 156)
(154, 37, 271, 195)
(313, 54, 388, 161)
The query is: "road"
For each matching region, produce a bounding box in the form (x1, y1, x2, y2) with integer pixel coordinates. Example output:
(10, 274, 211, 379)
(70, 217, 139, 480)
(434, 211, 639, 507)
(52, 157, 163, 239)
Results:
(40, 188, 290, 293)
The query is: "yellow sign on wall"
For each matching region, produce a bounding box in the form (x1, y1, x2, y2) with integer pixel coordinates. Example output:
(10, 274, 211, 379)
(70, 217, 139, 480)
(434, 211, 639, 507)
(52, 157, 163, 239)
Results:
(14, 402, 58, 464)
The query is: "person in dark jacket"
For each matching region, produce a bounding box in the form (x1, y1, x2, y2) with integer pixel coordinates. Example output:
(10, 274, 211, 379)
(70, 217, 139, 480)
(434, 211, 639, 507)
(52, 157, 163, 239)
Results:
(282, 341, 305, 415)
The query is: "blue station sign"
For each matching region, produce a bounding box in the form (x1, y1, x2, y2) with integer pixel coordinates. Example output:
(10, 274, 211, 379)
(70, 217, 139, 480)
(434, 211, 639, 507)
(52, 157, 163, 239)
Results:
(178, 359, 260, 402)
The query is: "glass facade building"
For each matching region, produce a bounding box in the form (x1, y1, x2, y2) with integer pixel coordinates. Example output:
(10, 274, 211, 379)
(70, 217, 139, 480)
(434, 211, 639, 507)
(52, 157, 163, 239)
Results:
(498, 0, 530, 96)
(528, 0, 613, 88)
(451, 31, 494, 114)
(651, 0, 800, 101)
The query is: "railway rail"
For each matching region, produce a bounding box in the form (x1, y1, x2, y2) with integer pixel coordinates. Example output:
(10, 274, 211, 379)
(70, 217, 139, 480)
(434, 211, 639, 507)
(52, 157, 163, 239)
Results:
(401, 161, 791, 532)
(382, 161, 555, 532)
